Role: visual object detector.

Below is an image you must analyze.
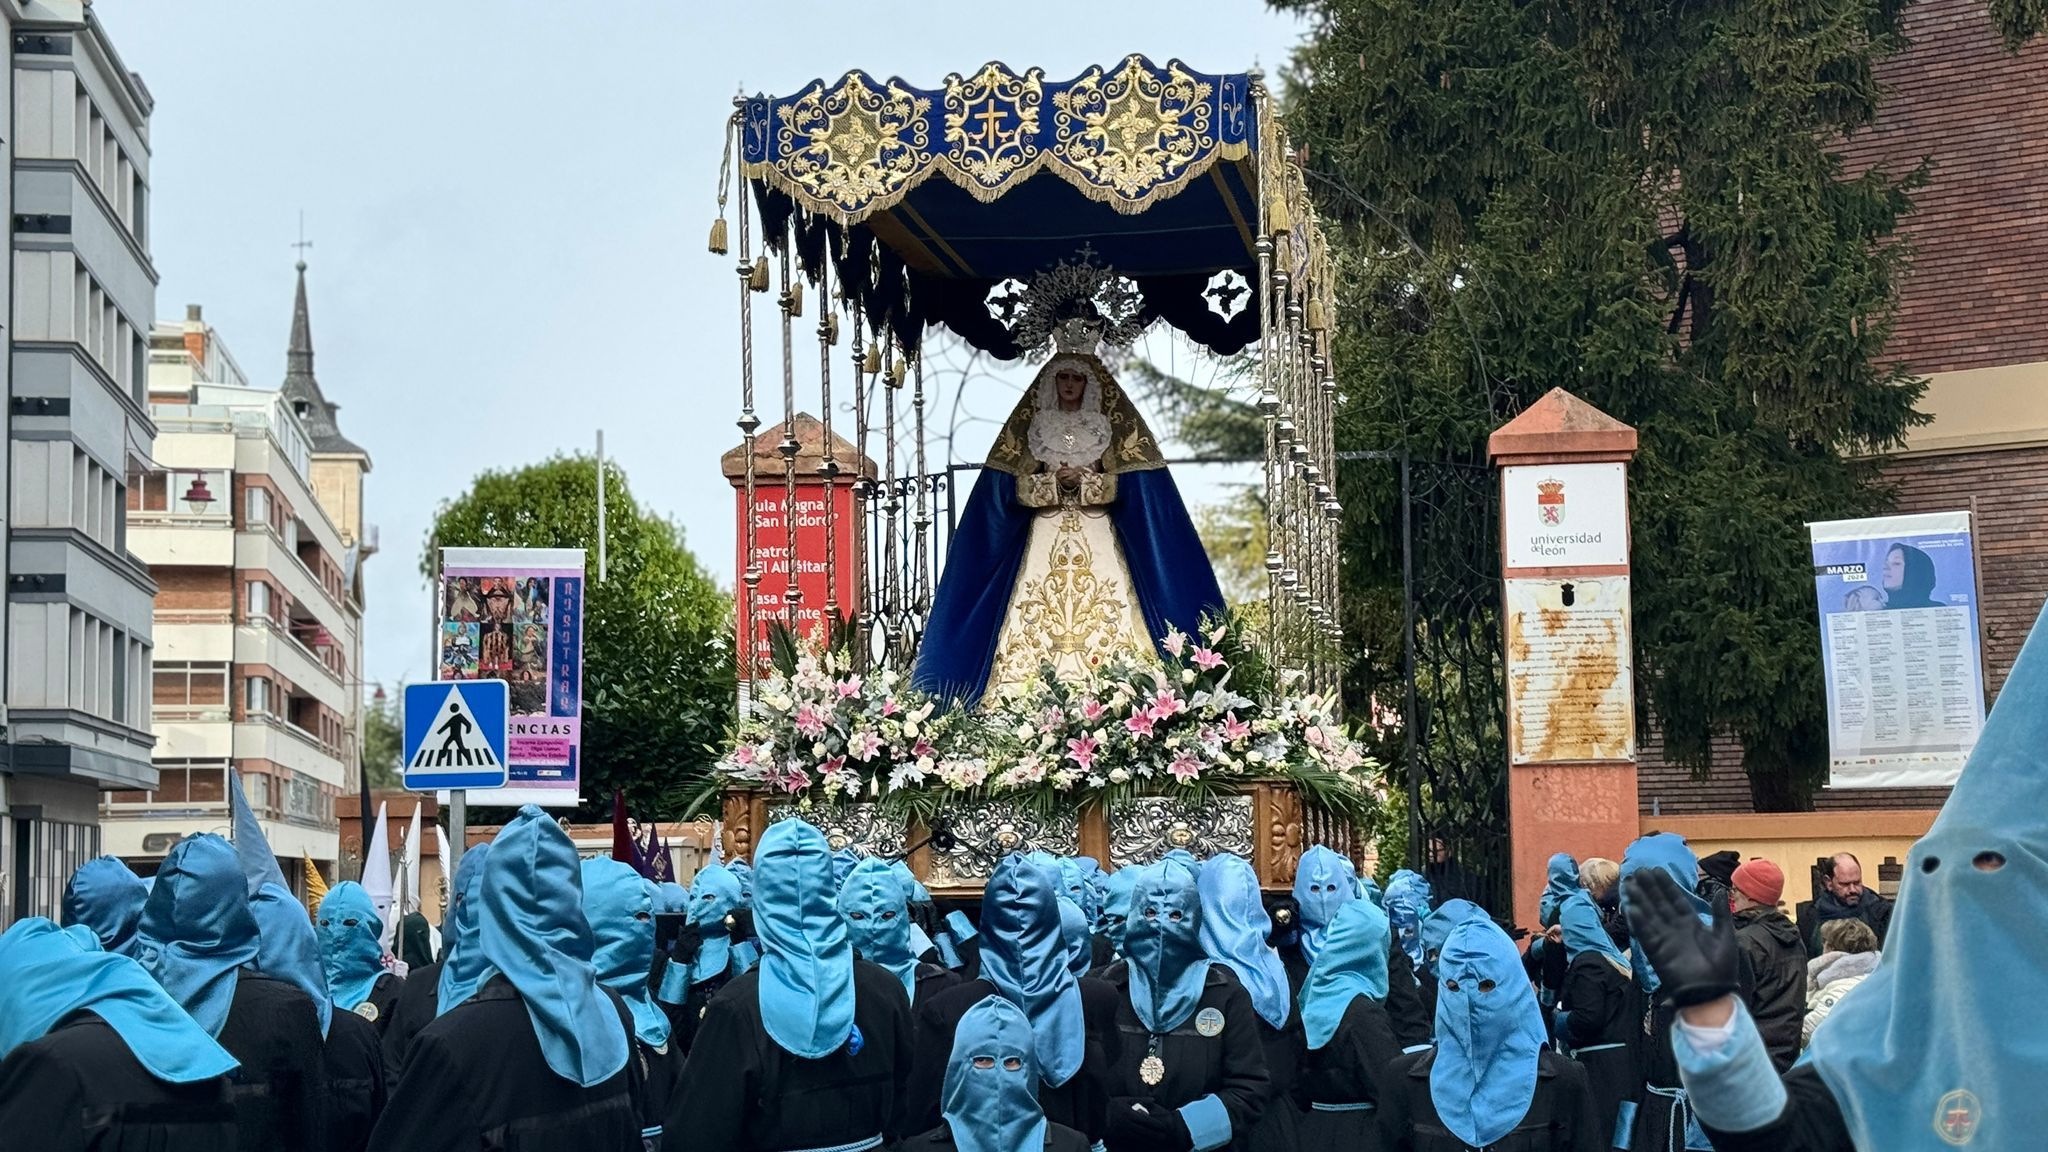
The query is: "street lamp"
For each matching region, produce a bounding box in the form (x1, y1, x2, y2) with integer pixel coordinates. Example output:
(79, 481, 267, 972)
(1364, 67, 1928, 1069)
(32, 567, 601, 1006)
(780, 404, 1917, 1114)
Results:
(182, 476, 216, 512)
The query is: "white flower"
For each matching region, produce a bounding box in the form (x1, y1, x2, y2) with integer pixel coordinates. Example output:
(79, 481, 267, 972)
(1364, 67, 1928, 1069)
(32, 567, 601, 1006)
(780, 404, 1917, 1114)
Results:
(1086, 774, 1106, 787)
(812, 741, 828, 758)
(1181, 669, 1196, 685)
(1108, 767, 1131, 784)
(1246, 750, 1264, 764)
(1015, 722, 1037, 742)
(903, 720, 920, 739)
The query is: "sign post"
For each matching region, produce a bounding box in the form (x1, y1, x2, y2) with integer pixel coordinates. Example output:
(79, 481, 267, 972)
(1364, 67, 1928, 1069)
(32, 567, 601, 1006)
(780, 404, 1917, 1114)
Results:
(1488, 388, 1640, 933)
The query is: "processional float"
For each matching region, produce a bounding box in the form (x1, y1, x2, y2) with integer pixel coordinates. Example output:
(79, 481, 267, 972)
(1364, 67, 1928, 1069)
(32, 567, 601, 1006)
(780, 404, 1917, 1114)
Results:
(706, 57, 1368, 894)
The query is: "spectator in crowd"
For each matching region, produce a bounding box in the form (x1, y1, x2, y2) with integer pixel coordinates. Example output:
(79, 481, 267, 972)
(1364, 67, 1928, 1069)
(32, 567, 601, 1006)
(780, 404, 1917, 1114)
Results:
(1697, 850, 1741, 915)
(1728, 859, 1805, 1072)
(1799, 853, 1892, 956)
(1802, 920, 1880, 1048)
(1575, 857, 1628, 953)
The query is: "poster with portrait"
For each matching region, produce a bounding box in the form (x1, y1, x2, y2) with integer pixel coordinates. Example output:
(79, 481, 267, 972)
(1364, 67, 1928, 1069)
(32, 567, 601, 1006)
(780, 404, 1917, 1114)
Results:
(1809, 512, 1984, 789)
(438, 547, 585, 807)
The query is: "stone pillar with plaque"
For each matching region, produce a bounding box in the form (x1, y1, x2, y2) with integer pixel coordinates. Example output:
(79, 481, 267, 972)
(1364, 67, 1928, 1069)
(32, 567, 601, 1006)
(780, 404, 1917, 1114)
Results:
(1487, 389, 1639, 933)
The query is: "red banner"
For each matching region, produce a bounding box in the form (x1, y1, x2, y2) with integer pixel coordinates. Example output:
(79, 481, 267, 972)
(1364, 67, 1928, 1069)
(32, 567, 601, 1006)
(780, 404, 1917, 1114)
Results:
(734, 484, 860, 674)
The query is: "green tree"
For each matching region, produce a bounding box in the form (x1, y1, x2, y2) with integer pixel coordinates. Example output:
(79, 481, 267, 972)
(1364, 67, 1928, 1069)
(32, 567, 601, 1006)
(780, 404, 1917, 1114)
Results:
(1280, 0, 1929, 809)
(360, 690, 402, 789)
(422, 455, 733, 824)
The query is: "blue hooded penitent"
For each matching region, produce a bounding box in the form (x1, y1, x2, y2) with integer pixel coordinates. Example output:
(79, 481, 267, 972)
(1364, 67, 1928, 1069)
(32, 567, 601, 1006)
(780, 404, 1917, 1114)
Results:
(1360, 873, 1383, 908)
(1537, 853, 1578, 928)
(885, 860, 939, 959)
(1556, 890, 1628, 974)
(1072, 856, 1106, 915)
(581, 857, 669, 1048)
(316, 882, 388, 1011)
(1382, 869, 1432, 971)
(1618, 832, 1704, 993)
(479, 806, 628, 1086)
(1806, 605, 2048, 1151)
(837, 856, 918, 1002)
(1054, 856, 1101, 925)
(62, 856, 147, 957)
(753, 818, 856, 1060)
(1300, 897, 1391, 1050)
(436, 842, 494, 1017)
(673, 862, 745, 998)
(1197, 853, 1290, 1029)
(656, 882, 689, 914)
(1419, 898, 1487, 975)
(248, 881, 333, 1038)
(1430, 918, 1547, 1147)
(1057, 895, 1092, 976)
(942, 995, 1051, 1152)
(978, 854, 1085, 1088)
(830, 847, 862, 891)
(1292, 844, 1360, 964)
(0, 918, 239, 1084)
(229, 769, 291, 896)
(726, 858, 754, 904)
(1100, 866, 1139, 948)
(137, 834, 260, 1037)
(1124, 861, 1210, 1035)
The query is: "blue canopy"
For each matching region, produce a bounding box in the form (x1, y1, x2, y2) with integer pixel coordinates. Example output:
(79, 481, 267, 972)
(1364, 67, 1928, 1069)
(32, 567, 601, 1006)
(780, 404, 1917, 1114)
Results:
(742, 56, 1268, 358)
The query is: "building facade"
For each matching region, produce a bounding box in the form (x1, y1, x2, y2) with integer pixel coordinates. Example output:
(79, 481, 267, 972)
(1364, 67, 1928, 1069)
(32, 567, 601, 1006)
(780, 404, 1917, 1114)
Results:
(108, 283, 370, 889)
(1, 1, 159, 925)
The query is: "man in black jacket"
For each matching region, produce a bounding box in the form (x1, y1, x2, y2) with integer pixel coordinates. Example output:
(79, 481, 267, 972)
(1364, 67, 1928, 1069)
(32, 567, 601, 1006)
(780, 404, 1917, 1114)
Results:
(1799, 853, 1893, 957)
(1728, 859, 1805, 1071)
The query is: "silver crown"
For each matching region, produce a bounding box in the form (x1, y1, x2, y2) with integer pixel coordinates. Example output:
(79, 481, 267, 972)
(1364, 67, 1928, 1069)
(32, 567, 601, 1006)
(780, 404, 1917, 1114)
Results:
(1001, 245, 1149, 360)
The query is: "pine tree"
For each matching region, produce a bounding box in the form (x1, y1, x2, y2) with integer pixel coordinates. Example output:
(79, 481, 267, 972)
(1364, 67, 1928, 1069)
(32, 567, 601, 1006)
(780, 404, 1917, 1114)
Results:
(1280, 0, 1929, 809)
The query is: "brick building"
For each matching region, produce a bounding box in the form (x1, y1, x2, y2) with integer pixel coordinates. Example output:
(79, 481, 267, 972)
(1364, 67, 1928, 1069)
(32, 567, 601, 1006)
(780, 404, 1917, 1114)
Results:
(1638, 0, 2048, 814)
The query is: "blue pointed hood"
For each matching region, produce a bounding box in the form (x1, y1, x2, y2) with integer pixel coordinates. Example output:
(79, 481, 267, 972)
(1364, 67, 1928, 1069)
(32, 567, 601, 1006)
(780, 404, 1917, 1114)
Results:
(1100, 867, 1139, 949)
(1419, 898, 1488, 976)
(580, 857, 669, 1048)
(436, 842, 494, 1016)
(1057, 895, 1092, 976)
(1054, 856, 1101, 924)
(1537, 853, 1578, 928)
(62, 856, 147, 957)
(1124, 861, 1210, 1034)
(1361, 873, 1384, 908)
(683, 862, 744, 989)
(137, 834, 259, 1036)
(838, 856, 918, 1003)
(1809, 606, 2048, 1151)
(0, 918, 239, 1084)
(1430, 918, 1547, 1147)
(229, 770, 290, 896)
(753, 819, 856, 1060)
(1557, 890, 1627, 973)
(726, 859, 754, 904)
(943, 995, 1051, 1152)
(1197, 853, 1290, 1028)
(656, 882, 689, 914)
(830, 847, 862, 891)
(978, 854, 1086, 1087)
(1619, 832, 1704, 993)
(1300, 897, 1390, 1049)
(1383, 869, 1433, 970)
(479, 806, 629, 1086)
(1292, 845, 1361, 964)
(316, 882, 388, 1011)
(248, 882, 333, 1037)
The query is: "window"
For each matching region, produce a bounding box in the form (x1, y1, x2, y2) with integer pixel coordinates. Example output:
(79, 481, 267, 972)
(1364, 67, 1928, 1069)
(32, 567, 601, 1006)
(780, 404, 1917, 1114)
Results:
(245, 677, 272, 717)
(246, 486, 271, 530)
(119, 759, 229, 810)
(284, 774, 327, 825)
(246, 771, 270, 814)
(247, 581, 271, 623)
(152, 661, 228, 710)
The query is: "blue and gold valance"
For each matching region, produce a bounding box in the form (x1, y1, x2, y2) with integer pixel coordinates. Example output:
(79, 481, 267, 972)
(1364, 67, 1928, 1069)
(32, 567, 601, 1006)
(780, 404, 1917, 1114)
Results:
(742, 56, 1255, 223)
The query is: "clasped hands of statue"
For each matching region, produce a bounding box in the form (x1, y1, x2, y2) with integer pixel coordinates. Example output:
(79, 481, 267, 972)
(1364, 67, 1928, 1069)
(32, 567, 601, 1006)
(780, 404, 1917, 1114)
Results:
(1625, 870, 1743, 1026)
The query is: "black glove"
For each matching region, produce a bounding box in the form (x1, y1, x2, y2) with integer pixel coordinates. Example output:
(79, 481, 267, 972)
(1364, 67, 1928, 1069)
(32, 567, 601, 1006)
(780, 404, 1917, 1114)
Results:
(1104, 1098, 1193, 1152)
(908, 900, 941, 941)
(668, 921, 704, 969)
(1624, 868, 1740, 1007)
(727, 907, 756, 943)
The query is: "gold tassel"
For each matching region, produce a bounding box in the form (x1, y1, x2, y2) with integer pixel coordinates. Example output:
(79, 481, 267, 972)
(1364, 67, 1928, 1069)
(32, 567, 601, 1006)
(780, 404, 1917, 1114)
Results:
(749, 256, 770, 293)
(888, 357, 907, 389)
(787, 281, 804, 318)
(1306, 296, 1326, 331)
(863, 345, 882, 374)
(826, 314, 842, 345)
(1268, 196, 1294, 238)
(708, 217, 729, 256)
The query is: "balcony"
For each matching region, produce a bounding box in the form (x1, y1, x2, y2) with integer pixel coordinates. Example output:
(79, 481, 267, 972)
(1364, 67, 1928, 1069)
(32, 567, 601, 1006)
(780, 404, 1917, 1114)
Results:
(235, 619, 346, 712)
(236, 532, 352, 632)
(128, 513, 234, 567)
(233, 717, 348, 788)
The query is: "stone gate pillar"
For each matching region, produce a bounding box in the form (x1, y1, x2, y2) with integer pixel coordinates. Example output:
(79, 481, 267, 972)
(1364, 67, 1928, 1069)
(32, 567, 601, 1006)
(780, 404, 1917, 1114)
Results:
(1487, 389, 1639, 933)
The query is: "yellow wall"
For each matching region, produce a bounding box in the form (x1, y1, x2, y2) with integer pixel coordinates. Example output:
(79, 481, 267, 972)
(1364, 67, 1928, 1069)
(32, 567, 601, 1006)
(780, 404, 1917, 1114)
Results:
(1900, 360, 2048, 455)
(1644, 810, 1939, 906)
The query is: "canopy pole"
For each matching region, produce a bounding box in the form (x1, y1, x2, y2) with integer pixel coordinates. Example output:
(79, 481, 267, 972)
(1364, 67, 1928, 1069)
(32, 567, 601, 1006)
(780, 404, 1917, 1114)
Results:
(1255, 80, 1282, 674)
(881, 330, 901, 661)
(779, 246, 802, 631)
(851, 313, 873, 669)
(734, 114, 762, 702)
(911, 348, 931, 617)
(818, 255, 840, 635)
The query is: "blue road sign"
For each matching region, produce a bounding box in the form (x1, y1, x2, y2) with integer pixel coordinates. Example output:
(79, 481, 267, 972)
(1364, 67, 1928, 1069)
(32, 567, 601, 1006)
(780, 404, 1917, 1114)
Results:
(403, 680, 509, 790)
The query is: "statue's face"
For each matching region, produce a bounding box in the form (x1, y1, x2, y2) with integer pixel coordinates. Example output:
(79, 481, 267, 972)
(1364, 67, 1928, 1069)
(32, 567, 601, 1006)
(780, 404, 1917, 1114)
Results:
(1054, 368, 1088, 410)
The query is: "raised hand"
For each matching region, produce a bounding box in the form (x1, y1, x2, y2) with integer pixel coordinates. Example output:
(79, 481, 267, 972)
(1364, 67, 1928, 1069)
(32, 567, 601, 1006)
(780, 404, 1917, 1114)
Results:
(1623, 868, 1740, 1008)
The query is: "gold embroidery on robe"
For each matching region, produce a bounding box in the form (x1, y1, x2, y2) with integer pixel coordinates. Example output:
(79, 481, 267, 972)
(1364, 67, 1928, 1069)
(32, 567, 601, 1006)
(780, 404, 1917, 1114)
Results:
(987, 503, 1153, 698)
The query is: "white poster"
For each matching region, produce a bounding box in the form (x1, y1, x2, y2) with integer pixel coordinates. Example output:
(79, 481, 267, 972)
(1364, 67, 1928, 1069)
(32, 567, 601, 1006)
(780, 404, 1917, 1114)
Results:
(1809, 512, 1984, 789)
(1502, 462, 1630, 569)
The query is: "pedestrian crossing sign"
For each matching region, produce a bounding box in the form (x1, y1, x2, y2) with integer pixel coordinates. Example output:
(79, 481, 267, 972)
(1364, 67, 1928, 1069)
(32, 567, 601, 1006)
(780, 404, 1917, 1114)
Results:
(402, 680, 510, 790)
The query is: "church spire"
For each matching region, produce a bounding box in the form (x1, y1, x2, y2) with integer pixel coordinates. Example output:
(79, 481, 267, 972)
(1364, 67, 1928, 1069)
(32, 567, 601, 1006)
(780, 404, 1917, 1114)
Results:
(285, 257, 315, 390)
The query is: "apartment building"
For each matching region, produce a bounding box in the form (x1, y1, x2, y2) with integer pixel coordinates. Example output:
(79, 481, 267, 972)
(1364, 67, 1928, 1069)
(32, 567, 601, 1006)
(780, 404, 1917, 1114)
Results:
(1, 2, 159, 924)
(110, 279, 369, 888)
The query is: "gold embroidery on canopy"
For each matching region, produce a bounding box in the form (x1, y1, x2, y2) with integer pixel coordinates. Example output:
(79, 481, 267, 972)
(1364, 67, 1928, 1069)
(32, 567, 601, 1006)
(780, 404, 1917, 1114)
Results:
(1051, 57, 1217, 204)
(771, 73, 933, 221)
(943, 63, 1045, 195)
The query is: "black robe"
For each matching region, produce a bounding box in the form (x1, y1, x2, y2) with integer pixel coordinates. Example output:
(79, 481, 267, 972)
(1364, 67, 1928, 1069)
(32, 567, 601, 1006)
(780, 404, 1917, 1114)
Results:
(369, 975, 644, 1151)
(664, 959, 914, 1151)
(358, 972, 404, 1034)
(1699, 1063, 1855, 1152)
(1242, 992, 1300, 1152)
(909, 975, 1123, 1142)
(1378, 1048, 1603, 1152)
(1293, 995, 1401, 1151)
(900, 1120, 1095, 1151)
(632, 1038, 683, 1149)
(0, 1014, 236, 1152)
(379, 960, 441, 1092)
(216, 971, 331, 1152)
(1629, 953, 1753, 1152)
(326, 1006, 388, 1152)
(662, 964, 735, 1061)
(1099, 961, 1271, 1152)
(1558, 953, 1639, 1147)
(1281, 930, 1429, 1051)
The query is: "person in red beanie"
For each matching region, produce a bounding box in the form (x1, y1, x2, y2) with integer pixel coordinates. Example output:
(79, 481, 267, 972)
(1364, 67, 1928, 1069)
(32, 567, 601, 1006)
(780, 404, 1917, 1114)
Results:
(1728, 859, 1806, 1071)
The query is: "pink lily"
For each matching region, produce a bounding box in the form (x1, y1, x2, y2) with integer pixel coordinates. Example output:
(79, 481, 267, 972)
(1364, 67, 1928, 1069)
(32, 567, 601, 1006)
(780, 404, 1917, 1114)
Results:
(1124, 712, 1156, 738)
(835, 676, 864, 699)
(1168, 752, 1203, 782)
(1222, 713, 1252, 742)
(1191, 647, 1227, 671)
(1080, 699, 1108, 722)
(794, 704, 827, 738)
(1066, 736, 1099, 769)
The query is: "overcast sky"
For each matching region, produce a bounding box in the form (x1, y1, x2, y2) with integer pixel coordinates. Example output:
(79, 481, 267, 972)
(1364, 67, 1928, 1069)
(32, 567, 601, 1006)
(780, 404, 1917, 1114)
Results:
(95, 1, 1307, 695)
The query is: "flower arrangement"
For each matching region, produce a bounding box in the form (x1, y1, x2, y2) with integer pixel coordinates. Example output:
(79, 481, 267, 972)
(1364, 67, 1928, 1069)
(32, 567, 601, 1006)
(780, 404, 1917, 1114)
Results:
(708, 616, 1382, 825)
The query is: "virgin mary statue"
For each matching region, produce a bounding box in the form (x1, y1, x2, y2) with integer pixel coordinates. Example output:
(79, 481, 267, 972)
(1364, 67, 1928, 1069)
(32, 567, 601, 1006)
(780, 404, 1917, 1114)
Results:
(913, 332, 1224, 704)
